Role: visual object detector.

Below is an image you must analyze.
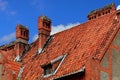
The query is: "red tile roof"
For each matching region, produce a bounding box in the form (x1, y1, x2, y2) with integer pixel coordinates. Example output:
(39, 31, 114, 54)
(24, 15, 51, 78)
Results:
(0, 50, 21, 79)
(21, 10, 120, 80)
(0, 3, 120, 80)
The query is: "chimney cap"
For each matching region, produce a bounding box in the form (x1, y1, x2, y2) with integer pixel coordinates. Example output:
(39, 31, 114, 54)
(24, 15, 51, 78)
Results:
(88, 3, 115, 16)
(17, 24, 29, 30)
(39, 15, 51, 22)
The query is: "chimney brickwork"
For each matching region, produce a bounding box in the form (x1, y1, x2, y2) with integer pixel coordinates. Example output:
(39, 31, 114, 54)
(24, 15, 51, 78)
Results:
(38, 16, 51, 50)
(88, 3, 116, 20)
(15, 24, 29, 56)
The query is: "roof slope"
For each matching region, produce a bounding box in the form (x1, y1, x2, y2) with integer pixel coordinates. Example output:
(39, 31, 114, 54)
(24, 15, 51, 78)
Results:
(0, 50, 21, 79)
(21, 11, 120, 80)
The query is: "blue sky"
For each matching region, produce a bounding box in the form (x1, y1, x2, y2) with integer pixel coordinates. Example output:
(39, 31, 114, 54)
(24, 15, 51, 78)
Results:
(0, 0, 120, 45)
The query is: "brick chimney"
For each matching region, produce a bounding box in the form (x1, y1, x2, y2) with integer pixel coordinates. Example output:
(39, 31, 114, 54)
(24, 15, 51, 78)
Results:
(15, 24, 29, 59)
(88, 3, 116, 20)
(38, 16, 51, 52)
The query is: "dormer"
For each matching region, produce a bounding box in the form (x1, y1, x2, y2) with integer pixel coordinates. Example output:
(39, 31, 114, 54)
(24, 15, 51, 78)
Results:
(41, 54, 67, 78)
(88, 3, 116, 20)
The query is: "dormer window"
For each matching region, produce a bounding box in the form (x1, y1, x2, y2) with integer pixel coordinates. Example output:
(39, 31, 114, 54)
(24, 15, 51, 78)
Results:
(42, 63, 54, 76)
(41, 54, 67, 78)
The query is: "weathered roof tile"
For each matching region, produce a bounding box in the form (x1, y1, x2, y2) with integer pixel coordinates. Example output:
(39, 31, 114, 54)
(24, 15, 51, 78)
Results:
(20, 10, 120, 80)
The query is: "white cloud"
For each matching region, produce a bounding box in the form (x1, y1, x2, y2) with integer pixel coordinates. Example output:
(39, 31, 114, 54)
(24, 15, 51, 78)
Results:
(31, 0, 39, 5)
(0, 23, 80, 43)
(51, 22, 80, 35)
(31, 0, 44, 10)
(117, 5, 120, 10)
(9, 11, 17, 15)
(32, 22, 80, 41)
(0, 32, 15, 44)
(0, 0, 16, 15)
(0, 0, 8, 11)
